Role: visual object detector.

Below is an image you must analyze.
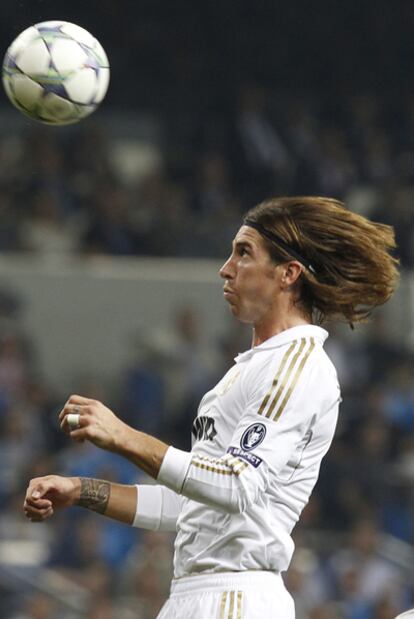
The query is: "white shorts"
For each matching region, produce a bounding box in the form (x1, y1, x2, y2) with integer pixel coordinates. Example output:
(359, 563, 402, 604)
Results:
(156, 570, 295, 619)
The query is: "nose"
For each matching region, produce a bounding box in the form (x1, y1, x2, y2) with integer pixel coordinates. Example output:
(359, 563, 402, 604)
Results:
(219, 254, 235, 280)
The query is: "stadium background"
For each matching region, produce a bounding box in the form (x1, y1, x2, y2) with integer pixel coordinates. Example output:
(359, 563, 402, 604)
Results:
(1, 1, 414, 617)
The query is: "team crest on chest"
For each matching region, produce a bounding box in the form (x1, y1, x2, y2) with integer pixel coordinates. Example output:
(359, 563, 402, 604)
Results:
(241, 423, 266, 451)
(218, 368, 240, 396)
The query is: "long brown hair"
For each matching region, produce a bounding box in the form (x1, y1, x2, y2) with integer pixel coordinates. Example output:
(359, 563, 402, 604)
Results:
(244, 196, 400, 325)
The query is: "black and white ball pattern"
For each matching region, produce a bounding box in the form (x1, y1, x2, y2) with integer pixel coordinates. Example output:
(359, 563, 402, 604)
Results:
(2, 20, 110, 125)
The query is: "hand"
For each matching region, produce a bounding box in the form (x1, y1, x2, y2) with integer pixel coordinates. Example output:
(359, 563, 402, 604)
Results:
(59, 395, 128, 452)
(24, 475, 80, 522)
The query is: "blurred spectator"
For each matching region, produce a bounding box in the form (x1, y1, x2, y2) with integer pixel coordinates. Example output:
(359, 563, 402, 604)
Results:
(0, 188, 20, 252)
(155, 305, 218, 448)
(120, 530, 174, 619)
(0, 403, 42, 496)
(229, 85, 292, 207)
(373, 597, 401, 619)
(0, 331, 31, 399)
(67, 125, 119, 199)
(18, 130, 75, 218)
(19, 190, 81, 258)
(382, 360, 414, 431)
(191, 152, 234, 217)
(120, 337, 166, 437)
(284, 546, 329, 618)
(329, 517, 408, 611)
(8, 592, 59, 619)
(314, 127, 357, 198)
(82, 185, 136, 256)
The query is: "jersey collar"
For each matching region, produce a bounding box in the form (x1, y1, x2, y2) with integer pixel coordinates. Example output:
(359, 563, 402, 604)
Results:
(234, 325, 329, 363)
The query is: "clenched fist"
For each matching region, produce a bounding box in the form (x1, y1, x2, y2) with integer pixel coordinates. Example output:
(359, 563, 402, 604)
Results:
(24, 475, 80, 522)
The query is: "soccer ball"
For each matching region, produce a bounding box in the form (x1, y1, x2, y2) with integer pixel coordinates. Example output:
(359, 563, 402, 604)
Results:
(2, 20, 110, 125)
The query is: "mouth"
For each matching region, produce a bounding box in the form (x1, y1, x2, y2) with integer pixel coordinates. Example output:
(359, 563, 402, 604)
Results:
(223, 287, 236, 299)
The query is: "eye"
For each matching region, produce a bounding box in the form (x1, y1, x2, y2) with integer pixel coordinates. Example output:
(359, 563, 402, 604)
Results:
(239, 247, 249, 257)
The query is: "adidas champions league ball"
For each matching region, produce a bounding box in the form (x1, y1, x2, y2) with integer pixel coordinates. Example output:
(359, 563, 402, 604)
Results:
(2, 20, 110, 125)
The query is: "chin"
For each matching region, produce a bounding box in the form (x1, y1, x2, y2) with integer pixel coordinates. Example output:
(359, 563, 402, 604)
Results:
(227, 302, 241, 319)
(228, 306, 252, 324)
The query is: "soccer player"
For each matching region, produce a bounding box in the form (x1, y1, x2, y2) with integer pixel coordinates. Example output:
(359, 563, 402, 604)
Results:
(24, 197, 399, 618)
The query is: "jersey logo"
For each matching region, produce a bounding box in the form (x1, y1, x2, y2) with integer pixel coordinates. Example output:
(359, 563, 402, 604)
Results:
(192, 415, 217, 442)
(227, 446, 263, 468)
(241, 423, 266, 451)
(218, 368, 240, 395)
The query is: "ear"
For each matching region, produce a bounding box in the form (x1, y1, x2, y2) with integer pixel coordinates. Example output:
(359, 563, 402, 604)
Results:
(281, 261, 303, 288)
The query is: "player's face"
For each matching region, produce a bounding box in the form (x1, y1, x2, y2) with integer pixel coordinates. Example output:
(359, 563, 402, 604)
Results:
(219, 226, 282, 325)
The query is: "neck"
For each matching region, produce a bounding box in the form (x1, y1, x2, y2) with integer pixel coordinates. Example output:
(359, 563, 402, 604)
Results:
(251, 314, 312, 347)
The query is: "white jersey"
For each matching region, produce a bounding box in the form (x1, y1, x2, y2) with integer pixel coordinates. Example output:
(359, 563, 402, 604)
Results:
(134, 325, 340, 579)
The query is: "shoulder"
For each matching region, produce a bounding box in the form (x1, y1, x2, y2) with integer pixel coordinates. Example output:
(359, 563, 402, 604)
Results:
(306, 342, 340, 398)
(242, 335, 339, 409)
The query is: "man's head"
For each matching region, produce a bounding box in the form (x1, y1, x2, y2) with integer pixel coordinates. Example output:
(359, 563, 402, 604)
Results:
(230, 196, 399, 327)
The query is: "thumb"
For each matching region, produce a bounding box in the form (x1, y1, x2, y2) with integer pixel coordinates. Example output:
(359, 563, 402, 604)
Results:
(29, 478, 52, 499)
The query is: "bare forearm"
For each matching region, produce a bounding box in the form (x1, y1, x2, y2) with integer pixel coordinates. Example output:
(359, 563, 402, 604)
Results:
(113, 426, 170, 479)
(73, 477, 137, 525)
(60, 397, 170, 478)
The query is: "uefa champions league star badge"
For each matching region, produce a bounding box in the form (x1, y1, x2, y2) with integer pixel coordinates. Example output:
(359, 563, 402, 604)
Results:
(241, 423, 266, 451)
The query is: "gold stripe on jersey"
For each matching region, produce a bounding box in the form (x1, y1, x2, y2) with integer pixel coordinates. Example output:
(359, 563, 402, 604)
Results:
(191, 460, 233, 476)
(268, 337, 315, 421)
(237, 591, 243, 618)
(272, 337, 315, 421)
(233, 461, 248, 475)
(191, 456, 248, 477)
(222, 454, 249, 475)
(194, 454, 247, 469)
(263, 338, 306, 418)
(257, 341, 297, 416)
(219, 591, 227, 619)
(228, 591, 235, 617)
(218, 589, 242, 618)
(193, 454, 242, 469)
(194, 454, 229, 464)
(224, 455, 243, 467)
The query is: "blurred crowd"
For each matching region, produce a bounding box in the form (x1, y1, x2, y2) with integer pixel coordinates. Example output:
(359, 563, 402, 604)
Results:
(0, 89, 414, 263)
(0, 88, 414, 618)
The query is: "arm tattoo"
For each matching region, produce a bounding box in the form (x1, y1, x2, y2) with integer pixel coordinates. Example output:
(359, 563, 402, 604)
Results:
(77, 478, 111, 515)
